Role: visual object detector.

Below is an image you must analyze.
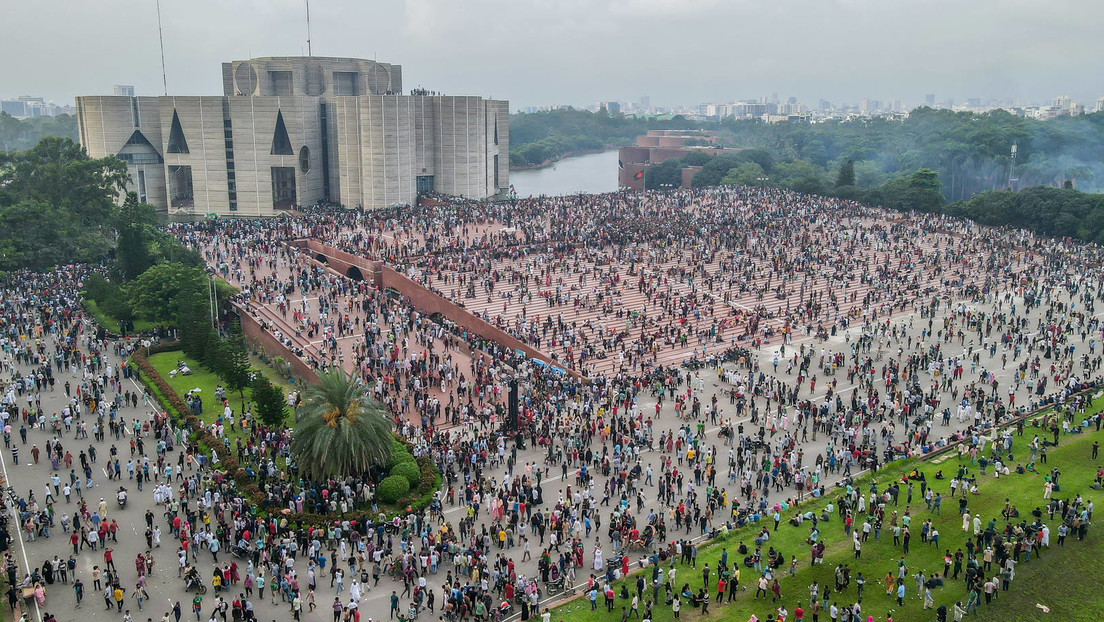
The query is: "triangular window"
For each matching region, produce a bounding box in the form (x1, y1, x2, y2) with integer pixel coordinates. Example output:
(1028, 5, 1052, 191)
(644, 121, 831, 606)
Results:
(271, 110, 294, 155)
(166, 110, 189, 154)
(125, 130, 155, 148)
(117, 130, 163, 165)
(493, 116, 499, 145)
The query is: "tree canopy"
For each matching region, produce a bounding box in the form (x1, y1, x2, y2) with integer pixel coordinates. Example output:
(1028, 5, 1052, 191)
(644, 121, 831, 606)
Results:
(948, 186, 1104, 245)
(291, 369, 394, 481)
(0, 112, 78, 153)
(509, 108, 696, 167)
(715, 108, 1104, 199)
(0, 137, 127, 270)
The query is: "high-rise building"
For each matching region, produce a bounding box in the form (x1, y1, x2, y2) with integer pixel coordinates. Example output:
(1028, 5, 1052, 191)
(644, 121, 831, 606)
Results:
(0, 99, 27, 117)
(112, 85, 135, 97)
(598, 101, 621, 115)
(924, 93, 935, 106)
(77, 56, 509, 217)
(1, 96, 62, 118)
(860, 99, 881, 114)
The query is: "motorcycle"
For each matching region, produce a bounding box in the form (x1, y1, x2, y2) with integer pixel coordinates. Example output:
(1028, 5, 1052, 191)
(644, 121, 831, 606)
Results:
(183, 568, 208, 594)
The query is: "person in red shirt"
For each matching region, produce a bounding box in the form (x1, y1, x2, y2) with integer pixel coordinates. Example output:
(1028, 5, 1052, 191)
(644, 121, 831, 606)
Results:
(70, 531, 80, 555)
(794, 603, 804, 622)
(104, 548, 115, 572)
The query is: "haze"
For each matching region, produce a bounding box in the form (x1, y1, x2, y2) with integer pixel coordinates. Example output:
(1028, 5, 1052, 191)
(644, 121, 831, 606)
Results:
(4, 0, 1102, 110)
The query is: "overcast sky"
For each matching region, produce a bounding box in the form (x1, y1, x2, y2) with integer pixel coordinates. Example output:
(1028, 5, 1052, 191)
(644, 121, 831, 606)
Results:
(4, 0, 1103, 111)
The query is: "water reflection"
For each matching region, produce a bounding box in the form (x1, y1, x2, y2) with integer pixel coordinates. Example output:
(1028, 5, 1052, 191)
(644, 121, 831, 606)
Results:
(510, 150, 620, 197)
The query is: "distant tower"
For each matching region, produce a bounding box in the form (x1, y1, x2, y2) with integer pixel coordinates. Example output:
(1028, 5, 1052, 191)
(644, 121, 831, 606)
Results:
(1008, 143, 1018, 190)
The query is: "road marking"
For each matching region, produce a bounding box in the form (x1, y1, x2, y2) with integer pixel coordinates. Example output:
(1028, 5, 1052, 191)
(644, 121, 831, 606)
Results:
(0, 441, 43, 622)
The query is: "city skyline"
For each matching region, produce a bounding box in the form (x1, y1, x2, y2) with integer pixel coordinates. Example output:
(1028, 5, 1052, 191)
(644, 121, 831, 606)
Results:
(3, 0, 1103, 113)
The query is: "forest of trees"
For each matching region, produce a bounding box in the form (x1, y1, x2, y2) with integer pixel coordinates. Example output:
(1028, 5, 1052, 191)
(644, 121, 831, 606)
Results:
(713, 107, 1104, 200)
(508, 107, 695, 167)
(512, 106, 1104, 198)
(0, 112, 78, 152)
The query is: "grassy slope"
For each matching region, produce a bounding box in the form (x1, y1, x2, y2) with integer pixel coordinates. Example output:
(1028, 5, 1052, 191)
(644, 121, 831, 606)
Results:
(551, 403, 1103, 622)
(249, 353, 294, 392)
(147, 352, 291, 435)
(83, 299, 157, 333)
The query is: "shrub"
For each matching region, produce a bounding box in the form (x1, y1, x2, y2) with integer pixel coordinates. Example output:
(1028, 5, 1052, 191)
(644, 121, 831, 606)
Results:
(385, 441, 415, 471)
(416, 455, 440, 492)
(377, 475, 410, 503)
(390, 461, 420, 488)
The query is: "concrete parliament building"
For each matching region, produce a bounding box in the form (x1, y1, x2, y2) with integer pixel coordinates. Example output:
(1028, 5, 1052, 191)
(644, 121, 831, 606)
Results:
(76, 56, 509, 217)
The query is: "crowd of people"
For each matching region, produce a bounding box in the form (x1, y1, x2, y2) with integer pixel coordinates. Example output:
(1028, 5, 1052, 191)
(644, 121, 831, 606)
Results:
(0, 186, 1099, 622)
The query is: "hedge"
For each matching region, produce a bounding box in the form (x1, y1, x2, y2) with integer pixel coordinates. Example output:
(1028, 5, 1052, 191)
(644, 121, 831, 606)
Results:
(390, 461, 421, 488)
(377, 475, 411, 503)
(385, 442, 415, 471)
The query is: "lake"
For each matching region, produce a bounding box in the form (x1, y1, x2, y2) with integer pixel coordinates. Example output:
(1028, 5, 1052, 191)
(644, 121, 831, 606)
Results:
(509, 150, 620, 197)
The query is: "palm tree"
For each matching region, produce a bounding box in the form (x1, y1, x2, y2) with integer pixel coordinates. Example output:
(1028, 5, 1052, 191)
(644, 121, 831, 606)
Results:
(291, 368, 393, 481)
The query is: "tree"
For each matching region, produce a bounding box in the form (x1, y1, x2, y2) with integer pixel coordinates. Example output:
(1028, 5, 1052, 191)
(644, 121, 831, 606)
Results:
(792, 176, 826, 196)
(178, 293, 216, 362)
(644, 159, 683, 190)
(216, 331, 252, 410)
(681, 151, 713, 167)
(691, 153, 746, 187)
(720, 162, 767, 187)
(114, 192, 160, 281)
(0, 137, 127, 269)
(252, 376, 288, 429)
(881, 168, 945, 213)
(128, 263, 208, 325)
(835, 159, 856, 188)
(290, 369, 394, 481)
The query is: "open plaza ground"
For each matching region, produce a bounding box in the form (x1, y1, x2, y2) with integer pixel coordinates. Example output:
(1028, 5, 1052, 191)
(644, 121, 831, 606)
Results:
(2, 187, 1102, 622)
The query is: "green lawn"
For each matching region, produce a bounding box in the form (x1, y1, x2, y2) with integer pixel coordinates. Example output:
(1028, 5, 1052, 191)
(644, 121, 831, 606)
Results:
(147, 351, 292, 434)
(83, 298, 159, 333)
(551, 403, 1104, 622)
(249, 353, 294, 392)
